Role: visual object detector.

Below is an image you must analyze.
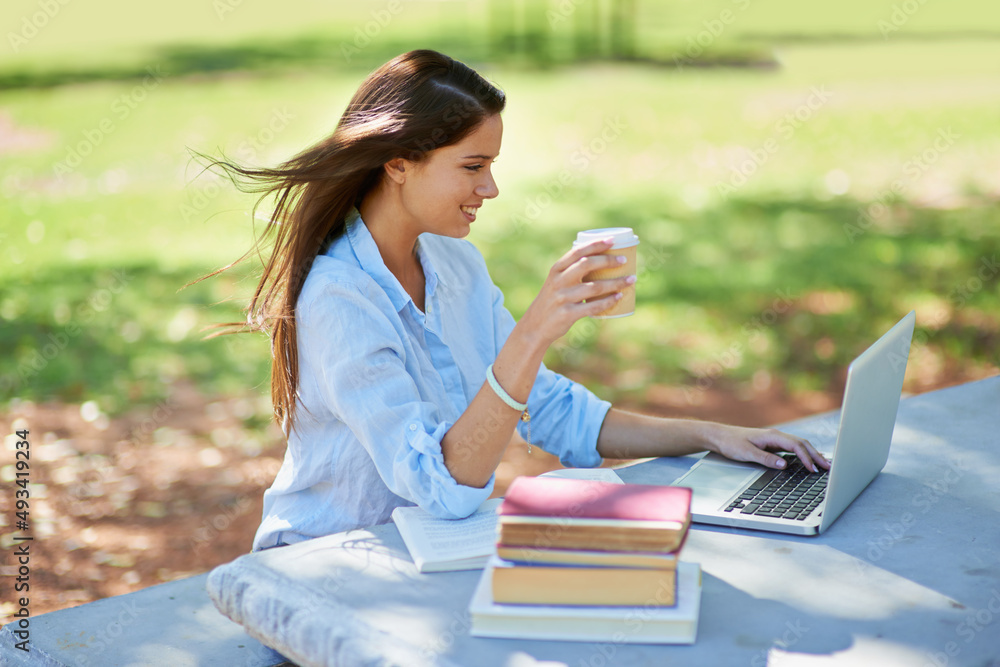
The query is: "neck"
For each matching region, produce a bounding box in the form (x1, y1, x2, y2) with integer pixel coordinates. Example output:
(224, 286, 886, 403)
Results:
(358, 184, 425, 311)
(359, 186, 420, 279)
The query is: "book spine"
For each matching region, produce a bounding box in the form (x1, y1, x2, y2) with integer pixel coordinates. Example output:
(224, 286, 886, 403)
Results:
(498, 523, 685, 553)
(491, 565, 677, 607)
(495, 546, 678, 569)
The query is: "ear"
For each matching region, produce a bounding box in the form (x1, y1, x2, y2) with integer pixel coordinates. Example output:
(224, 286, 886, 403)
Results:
(383, 158, 407, 185)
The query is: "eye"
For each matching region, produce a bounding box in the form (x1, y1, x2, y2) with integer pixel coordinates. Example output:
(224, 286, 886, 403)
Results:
(464, 164, 484, 172)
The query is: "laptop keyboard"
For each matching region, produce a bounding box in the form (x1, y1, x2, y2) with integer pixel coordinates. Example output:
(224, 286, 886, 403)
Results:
(723, 454, 828, 521)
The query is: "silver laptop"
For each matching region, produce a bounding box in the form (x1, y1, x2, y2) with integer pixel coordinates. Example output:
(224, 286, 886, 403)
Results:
(672, 311, 916, 536)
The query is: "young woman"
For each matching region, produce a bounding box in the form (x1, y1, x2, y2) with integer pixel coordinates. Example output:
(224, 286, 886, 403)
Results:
(205, 49, 828, 551)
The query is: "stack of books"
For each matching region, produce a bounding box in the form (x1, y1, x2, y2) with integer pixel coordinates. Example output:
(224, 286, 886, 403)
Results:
(468, 475, 702, 644)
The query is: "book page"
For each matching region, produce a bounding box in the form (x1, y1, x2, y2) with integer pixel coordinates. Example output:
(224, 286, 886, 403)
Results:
(414, 500, 500, 557)
(393, 498, 502, 567)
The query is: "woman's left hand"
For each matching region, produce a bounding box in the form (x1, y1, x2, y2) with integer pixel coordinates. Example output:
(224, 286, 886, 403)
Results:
(708, 424, 831, 473)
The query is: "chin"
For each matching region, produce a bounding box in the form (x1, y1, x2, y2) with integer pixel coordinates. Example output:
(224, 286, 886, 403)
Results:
(443, 219, 473, 239)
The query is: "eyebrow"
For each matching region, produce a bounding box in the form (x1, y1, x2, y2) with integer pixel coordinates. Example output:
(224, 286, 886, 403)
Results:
(460, 154, 497, 160)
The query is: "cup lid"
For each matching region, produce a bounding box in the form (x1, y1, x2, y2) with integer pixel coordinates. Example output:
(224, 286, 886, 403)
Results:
(573, 227, 639, 249)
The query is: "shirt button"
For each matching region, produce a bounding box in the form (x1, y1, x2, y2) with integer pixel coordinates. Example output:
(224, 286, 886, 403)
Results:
(409, 424, 417, 431)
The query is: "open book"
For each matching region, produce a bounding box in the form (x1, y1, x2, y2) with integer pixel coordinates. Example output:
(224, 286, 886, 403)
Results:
(392, 468, 624, 573)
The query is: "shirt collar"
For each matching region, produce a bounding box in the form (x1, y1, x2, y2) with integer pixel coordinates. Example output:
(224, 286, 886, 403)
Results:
(345, 209, 439, 314)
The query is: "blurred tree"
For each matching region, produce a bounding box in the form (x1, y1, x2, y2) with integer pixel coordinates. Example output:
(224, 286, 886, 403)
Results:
(489, 0, 518, 57)
(609, 0, 637, 59)
(573, 0, 601, 59)
(488, 0, 637, 64)
(523, 0, 552, 64)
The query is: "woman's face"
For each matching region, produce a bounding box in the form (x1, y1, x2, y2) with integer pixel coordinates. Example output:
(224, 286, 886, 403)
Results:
(399, 114, 502, 238)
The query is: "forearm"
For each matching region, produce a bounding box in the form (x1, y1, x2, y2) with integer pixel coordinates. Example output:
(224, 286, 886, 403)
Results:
(595, 407, 831, 472)
(441, 320, 548, 487)
(595, 407, 719, 460)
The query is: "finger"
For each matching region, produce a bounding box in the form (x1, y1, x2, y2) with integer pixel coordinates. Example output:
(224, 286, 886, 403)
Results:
(758, 449, 789, 470)
(551, 238, 615, 273)
(791, 441, 820, 473)
(578, 291, 623, 317)
(783, 438, 830, 473)
(806, 442, 832, 471)
(749, 430, 810, 470)
(555, 254, 628, 290)
(572, 253, 629, 280)
(777, 437, 827, 473)
(565, 275, 636, 303)
(738, 447, 787, 469)
(729, 433, 786, 469)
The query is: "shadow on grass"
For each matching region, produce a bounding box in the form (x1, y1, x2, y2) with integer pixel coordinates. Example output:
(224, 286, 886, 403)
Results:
(0, 263, 271, 413)
(2, 194, 996, 412)
(735, 30, 1000, 43)
(482, 191, 999, 397)
(4, 23, 995, 91)
(0, 31, 779, 91)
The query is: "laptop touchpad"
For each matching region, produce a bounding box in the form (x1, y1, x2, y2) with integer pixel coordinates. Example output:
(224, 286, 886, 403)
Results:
(682, 463, 758, 490)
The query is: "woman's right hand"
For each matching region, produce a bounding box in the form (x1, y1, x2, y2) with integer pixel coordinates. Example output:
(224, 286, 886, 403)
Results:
(442, 239, 630, 487)
(518, 238, 637, 347)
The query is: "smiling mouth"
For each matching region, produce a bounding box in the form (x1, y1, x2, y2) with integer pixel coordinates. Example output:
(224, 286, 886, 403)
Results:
(460, 205, 478, 221)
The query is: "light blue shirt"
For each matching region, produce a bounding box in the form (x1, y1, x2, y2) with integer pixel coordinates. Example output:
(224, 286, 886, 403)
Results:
(253, 210, 611, 551)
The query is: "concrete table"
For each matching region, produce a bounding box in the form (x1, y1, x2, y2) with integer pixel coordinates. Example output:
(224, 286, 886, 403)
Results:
(0, 573, 287, 666)
(205, 376, 1000, 667)
(3, 377, 996, 666)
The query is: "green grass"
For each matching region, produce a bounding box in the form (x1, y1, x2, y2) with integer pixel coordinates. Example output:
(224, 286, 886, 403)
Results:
(1, 3, 998, 414)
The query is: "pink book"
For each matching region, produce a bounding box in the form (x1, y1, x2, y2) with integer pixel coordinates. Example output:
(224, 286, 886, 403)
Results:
(499, 476, 692, 526)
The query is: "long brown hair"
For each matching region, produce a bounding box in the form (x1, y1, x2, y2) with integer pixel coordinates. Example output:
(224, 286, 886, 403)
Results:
(196, 49, 505, 431)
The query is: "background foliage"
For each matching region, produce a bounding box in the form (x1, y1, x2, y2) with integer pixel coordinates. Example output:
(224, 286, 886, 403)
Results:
(2, 0, 998, 417)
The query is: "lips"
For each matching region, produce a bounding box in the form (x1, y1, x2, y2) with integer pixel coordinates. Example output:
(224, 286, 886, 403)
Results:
(460, 205, 479, 221)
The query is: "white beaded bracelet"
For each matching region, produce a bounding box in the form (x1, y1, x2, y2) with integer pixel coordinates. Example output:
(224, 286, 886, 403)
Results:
(485, 363, 532, 453)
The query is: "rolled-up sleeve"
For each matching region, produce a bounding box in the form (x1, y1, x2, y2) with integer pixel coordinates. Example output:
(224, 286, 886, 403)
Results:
(300, 280, 494, 520)
(489, 284, 611, 468)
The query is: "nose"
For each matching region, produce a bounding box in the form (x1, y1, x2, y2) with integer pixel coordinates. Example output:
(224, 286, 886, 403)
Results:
(476, 169, 499, 200)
